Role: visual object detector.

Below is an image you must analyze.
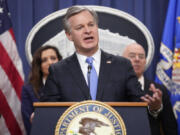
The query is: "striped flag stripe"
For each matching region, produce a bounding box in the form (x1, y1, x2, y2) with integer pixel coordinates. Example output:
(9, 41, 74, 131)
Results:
(9, 28, 16, 42)
(0, 40, 23, 100)
(0, 90, 22, 135)
(0, 30, 24, 80)
(0, 117, 11, 135)
(0, 66, 26, 135)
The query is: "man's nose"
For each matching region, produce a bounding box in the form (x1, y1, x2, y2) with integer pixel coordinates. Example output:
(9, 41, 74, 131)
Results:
(135, 55, 140, 61)
(84, 26, 91, 33)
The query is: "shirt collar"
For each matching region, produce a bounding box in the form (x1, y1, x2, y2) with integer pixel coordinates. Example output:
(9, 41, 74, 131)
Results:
(76, 48, 101, 64)
(91, 48, 101, 65)
(76, 48, 101, 76)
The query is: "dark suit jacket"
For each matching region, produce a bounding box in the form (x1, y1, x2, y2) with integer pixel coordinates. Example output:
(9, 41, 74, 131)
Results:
(144, 78, 178, 135)
(21, 84, 43, 135)
(41, 51, 144, 102)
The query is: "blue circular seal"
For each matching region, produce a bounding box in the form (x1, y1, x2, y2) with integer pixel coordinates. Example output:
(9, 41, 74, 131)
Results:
(55, 100, 126, 135)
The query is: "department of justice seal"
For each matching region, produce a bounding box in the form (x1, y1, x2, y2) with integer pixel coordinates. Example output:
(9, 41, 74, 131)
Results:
(55, 100, 126, 135)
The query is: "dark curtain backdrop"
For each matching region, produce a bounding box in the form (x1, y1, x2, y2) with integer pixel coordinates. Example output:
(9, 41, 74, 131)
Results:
(7, 0, 169, 81)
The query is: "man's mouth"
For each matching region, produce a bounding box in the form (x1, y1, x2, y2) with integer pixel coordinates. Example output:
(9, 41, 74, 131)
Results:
(134, 65, 140, 69)
(84, 36, 94, 42)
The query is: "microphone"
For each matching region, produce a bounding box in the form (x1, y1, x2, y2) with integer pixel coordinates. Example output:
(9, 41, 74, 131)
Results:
(88, 65, 92, 73)
(87, 64, 92, 100)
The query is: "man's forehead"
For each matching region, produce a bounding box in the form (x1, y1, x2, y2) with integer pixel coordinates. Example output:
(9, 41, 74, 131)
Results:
(68, 11, 94, 25)
(127, 45, 145, 54)
(69, 10, 92, 19)
(128, 51, 145, 55)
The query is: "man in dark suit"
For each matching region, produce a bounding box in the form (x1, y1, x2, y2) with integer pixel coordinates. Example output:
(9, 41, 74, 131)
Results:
(123, 43, 178, 135)
(41, 6, 162, 113)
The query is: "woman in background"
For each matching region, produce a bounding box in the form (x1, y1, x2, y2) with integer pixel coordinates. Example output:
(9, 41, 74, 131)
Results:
(21, 45, 62, 135)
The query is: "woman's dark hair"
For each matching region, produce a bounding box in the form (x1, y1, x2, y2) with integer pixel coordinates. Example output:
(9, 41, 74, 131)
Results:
(29, 45, 62, 98)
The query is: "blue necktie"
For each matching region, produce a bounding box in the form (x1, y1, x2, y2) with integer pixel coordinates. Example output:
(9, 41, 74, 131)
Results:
(86, 57, 98, 100)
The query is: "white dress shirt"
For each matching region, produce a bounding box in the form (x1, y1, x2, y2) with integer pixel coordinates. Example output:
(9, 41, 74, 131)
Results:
(138, 75, 144, 91)
(76, 49, 101, 84)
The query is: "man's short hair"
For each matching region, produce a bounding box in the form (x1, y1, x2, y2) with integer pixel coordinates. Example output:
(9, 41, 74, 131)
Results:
(63, 6, 99, 33)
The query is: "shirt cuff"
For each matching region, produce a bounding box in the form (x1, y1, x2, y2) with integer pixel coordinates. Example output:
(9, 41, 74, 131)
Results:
(148, 104, 163, 118)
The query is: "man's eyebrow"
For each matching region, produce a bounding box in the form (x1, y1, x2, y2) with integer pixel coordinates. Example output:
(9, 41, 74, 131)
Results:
(129, 52, 136, 55)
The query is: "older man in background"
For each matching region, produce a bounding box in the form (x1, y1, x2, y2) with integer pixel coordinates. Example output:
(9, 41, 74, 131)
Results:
(123, 43, 177, 135)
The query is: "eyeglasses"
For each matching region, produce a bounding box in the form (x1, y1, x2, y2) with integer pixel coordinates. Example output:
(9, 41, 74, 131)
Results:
(128, 53, 145, 60)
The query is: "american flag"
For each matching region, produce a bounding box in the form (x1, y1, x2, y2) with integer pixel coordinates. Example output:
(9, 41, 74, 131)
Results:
(0, 0, 26, 135)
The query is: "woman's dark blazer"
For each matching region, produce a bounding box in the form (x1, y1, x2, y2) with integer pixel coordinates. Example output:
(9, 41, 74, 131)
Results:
(21, 84, 40, 135)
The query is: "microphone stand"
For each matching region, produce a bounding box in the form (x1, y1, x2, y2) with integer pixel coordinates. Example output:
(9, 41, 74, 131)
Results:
(87, 65, 92, 100)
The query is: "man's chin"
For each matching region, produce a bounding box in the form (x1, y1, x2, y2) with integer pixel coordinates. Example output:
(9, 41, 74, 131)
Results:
(134, 70, 141, 75)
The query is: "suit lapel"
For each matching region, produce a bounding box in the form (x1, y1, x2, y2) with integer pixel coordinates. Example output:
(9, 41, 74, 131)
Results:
(144, 78, 149, 92)
(96, 51, 113, 100)
(67, 53, 90, 99)
(144, 78, 153, 95)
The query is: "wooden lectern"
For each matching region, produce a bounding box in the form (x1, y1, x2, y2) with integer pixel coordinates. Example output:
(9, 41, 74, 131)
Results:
(31, 102, 151, 135)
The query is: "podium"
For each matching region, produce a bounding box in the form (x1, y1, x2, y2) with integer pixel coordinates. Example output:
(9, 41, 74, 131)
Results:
(31, 102, 151, 135)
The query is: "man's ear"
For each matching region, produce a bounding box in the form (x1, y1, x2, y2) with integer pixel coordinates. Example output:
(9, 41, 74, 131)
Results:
(65, 32, 73, 41)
